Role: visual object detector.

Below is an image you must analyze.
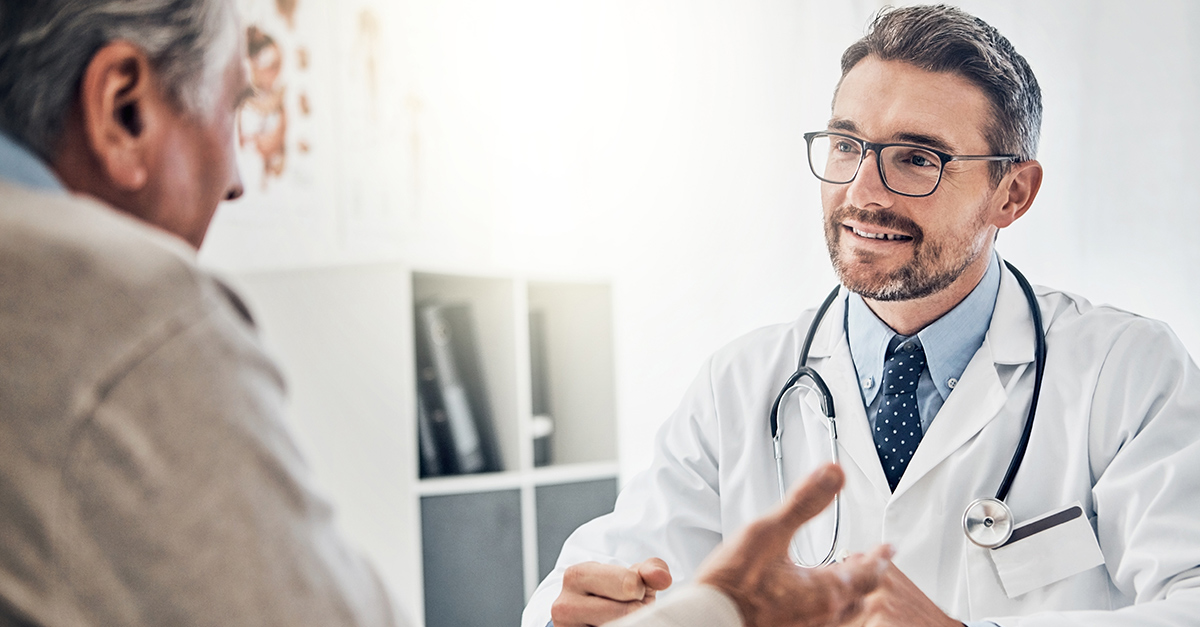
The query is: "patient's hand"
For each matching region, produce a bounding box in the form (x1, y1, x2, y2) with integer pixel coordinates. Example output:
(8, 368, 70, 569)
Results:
(696, 464, 892, 627)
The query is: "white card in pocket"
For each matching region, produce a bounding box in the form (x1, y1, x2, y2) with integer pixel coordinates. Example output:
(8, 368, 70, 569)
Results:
(987, 502, 1105, 598)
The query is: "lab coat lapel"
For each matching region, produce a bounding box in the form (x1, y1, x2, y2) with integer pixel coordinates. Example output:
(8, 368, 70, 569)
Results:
(891, 265, 1037, 499)
(803, 293, 894, 498)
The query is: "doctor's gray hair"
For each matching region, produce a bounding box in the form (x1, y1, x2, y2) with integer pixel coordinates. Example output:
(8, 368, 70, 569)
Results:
(0, 0, 237, 162)
(839, 4, 1042, 184)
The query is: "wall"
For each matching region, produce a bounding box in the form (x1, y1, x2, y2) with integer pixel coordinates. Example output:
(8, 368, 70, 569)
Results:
(200, 0, 1200, 598)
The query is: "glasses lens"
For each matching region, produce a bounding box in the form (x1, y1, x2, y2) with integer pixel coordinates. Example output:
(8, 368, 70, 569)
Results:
(879, 145, 943, 196)
(807, 134, 861, 184)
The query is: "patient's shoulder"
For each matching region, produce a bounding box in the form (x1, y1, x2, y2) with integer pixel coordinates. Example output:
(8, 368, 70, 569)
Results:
(0, 182, 250, 381)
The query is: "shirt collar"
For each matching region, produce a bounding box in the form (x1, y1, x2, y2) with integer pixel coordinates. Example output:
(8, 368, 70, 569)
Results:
(848, 252, 1001, 406)
(0, 131, 65, 192)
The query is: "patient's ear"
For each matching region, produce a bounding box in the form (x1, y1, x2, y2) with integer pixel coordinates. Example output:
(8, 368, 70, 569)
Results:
(74, 41, 170, 191)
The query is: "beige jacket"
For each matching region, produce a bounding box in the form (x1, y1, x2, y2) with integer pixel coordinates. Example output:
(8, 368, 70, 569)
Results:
(0, 181, 401, 626)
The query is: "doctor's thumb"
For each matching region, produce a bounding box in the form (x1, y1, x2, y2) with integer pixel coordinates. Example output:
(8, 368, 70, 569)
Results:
(633, 558, 673, 592)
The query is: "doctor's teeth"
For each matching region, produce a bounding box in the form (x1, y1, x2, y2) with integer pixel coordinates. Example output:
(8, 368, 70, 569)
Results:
(852, 227, 910, 241)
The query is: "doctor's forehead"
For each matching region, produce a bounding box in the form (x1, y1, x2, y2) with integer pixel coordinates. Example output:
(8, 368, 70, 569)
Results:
(830, 56, 994, 153)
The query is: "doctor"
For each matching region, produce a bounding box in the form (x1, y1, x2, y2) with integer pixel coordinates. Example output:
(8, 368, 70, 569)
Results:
(524, 5, 1200, 627)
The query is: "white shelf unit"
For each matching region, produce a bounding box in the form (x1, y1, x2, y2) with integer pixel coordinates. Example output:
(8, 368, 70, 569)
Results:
(411, 271, 620, 627)
(227, 264, 620, 627)
(526, 282, 619, 467)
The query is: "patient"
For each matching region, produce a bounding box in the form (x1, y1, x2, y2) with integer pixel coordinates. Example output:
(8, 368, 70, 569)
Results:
(0, 1, 884, 625)
(0, 1, 398, 624)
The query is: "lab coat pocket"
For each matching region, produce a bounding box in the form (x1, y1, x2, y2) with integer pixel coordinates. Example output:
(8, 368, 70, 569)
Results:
(987, 502, 1105, 598)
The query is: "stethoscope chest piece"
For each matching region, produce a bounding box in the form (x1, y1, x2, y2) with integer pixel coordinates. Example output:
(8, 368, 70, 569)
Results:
(962, 497, 1014, 548)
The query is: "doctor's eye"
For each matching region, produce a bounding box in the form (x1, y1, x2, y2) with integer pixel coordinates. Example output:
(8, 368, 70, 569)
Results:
(832, 139, 861, 154)
(889, 147, 941, 170)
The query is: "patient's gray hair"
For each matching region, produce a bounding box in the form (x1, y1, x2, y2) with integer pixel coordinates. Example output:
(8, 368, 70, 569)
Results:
(0, 0, 236, 161)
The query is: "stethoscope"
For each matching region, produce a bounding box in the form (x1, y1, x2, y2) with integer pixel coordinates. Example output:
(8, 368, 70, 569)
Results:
(769, 261, 1046, 566)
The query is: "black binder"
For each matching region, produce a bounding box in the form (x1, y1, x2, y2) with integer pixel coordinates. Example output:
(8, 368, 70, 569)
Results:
(416, 393, 445, 478)
(414, 303, 502, 475)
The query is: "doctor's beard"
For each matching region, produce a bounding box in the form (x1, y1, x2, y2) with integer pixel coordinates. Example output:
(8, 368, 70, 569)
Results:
(823, 204, 989, 302)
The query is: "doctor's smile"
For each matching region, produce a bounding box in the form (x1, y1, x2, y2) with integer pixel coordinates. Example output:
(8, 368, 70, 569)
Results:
(846, 225, 913, 242)
(835, 209, 922, 246)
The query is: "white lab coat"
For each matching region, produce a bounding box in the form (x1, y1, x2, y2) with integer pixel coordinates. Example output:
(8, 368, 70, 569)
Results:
(523, 264, 1200, 626)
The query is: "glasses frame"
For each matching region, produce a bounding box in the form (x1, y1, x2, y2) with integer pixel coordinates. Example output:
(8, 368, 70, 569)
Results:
(803, 131, 1020, 198)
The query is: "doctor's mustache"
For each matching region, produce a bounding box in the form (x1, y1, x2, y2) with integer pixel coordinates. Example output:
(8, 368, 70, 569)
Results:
(828, 205, 924, 243)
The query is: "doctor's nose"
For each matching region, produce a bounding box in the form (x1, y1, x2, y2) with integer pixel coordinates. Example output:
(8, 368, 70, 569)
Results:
(844, 151, 894, 210)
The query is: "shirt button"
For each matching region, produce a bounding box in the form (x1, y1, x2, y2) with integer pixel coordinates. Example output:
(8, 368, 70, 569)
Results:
(903, 342, 916, 352)
(862, 376, 875, 389)
(948, 378, 958, 389)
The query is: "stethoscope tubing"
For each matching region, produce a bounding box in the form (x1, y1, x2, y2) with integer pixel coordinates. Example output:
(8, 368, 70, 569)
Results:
(994, 262, 1045, 502)
(771, 261, 1046, 562)
(769, 286, 842, 436)
(770, 285, 841, 566)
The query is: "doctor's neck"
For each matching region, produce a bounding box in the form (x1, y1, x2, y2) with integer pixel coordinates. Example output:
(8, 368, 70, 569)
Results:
(858, 251, 992, 337)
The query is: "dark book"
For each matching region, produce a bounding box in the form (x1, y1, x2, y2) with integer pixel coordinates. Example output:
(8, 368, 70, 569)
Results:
(528, 309, 555, 467)
(416, 393, 445, 478)
(414, 302, 502, 475)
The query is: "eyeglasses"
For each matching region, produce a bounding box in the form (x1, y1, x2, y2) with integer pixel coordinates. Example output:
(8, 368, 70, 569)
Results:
(803, 131, 1020, 197)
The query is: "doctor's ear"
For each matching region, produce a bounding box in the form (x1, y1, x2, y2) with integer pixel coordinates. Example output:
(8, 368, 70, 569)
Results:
(990, 160, 1043, 229)
(74, 40, 166, 191)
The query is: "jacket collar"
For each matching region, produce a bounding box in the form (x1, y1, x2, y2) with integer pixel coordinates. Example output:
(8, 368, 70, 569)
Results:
(986, 261, 1038, 366)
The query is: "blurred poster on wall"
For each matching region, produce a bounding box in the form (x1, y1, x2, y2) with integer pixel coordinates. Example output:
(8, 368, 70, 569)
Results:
(333, 0, 419, 257)
(233, 0, 334, 219)
(202, 0, 418, 271)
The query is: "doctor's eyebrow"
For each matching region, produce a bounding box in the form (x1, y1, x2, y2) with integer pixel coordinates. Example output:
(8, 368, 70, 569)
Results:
(826, 119, 957, 153)
(827, 118, 860, 134)
(895, 131, 954, 153)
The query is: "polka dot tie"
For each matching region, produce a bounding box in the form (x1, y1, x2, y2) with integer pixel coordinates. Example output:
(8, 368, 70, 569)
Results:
(874, 339, 927, 492)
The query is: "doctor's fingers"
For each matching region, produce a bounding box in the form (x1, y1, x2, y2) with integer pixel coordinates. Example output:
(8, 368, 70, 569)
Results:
(549, 589, 647, 627)
(561, 561, 660, 602)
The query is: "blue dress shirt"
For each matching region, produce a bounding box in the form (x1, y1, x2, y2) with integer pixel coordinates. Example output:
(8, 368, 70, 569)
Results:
(0, 131, 64, 191)
(848, 252, 1001, 434)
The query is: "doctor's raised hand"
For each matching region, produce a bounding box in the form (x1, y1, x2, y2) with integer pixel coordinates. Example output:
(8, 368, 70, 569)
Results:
(555, 464, 893, 627)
